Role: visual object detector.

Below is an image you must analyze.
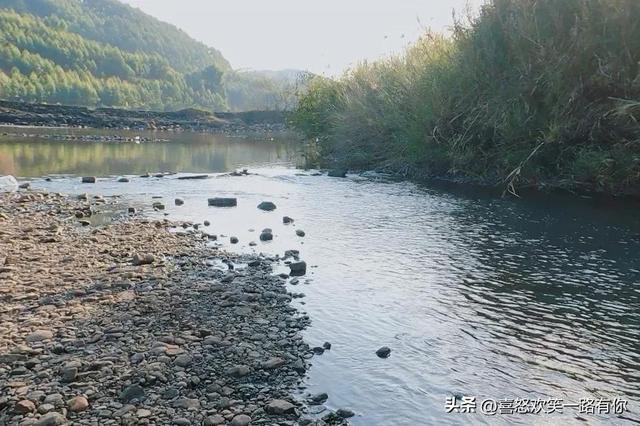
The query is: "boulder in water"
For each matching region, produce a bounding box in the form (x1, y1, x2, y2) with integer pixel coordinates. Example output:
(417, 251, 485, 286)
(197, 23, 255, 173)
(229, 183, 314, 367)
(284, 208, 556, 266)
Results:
(208, 198, 237, 207)
(257, 201, 277, 211)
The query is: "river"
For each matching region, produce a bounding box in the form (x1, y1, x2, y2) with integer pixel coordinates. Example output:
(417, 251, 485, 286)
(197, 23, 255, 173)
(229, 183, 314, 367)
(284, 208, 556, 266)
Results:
(1, 128, 639, 425)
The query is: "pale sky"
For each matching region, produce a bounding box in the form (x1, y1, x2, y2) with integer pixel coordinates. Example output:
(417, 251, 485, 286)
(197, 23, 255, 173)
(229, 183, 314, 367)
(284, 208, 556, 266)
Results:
(121, 0, 485, 75)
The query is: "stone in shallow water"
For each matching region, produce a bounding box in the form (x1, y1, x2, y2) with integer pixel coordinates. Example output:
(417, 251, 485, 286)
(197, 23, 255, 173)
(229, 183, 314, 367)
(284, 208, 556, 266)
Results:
(376, 346, 391, 358)
(289, 261, 307, 276)
(208, 197, 237, 207)
(81, 176, 96, 183)
(336, 408, 355, 418)
(296, 229, 306, 237)
(257, 201, 277, 211)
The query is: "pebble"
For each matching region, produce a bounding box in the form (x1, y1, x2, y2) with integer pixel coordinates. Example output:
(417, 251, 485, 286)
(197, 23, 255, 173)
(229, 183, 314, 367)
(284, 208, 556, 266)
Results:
(296, 229, 306, 237)
(68, 395, 89, 412)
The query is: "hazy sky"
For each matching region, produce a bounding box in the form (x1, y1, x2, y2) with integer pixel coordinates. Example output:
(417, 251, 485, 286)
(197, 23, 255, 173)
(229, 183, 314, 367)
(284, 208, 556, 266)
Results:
(121, 0, 485, 75)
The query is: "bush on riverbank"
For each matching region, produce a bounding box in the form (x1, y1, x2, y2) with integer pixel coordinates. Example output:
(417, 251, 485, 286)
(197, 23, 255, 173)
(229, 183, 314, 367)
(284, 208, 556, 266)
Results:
(290, 0, 640, 195)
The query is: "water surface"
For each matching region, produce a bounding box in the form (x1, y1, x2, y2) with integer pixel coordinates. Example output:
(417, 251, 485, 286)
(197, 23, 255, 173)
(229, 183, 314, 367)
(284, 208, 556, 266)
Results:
(2, 128, 639, 425)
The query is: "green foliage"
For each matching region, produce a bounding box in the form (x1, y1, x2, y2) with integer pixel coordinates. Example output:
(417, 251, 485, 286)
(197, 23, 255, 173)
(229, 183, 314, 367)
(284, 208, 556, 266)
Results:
(0, 5, 229, 110)
(292, 0, 640, 194)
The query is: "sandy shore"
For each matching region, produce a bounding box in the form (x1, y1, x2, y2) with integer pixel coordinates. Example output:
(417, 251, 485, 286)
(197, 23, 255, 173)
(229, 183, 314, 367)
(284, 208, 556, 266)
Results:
(0, 191, 345, 425)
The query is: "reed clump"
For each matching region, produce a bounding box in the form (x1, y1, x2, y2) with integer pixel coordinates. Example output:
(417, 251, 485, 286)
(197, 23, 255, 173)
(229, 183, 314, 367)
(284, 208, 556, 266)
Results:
(290, 0, 640, 195)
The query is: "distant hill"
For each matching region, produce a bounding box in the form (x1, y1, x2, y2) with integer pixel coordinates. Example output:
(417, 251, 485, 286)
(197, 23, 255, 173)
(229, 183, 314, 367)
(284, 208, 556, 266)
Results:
(0, 0, 298, 111)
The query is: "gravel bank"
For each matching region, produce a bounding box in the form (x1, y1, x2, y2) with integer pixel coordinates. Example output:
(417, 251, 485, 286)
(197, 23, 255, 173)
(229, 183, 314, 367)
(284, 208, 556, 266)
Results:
(0, 191, 341, 425)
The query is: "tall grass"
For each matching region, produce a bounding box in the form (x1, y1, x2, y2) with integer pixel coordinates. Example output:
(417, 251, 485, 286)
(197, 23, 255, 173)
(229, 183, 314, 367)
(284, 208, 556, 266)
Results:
(290, 0, 640, 195)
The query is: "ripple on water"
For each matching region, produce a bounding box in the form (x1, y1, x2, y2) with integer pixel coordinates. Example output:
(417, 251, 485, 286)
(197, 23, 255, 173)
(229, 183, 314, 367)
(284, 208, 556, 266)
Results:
(10, 152, 640, 425)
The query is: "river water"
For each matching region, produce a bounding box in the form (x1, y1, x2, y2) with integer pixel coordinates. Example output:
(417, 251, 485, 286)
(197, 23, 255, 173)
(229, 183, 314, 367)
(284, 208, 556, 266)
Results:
(1, 128, 640, 425)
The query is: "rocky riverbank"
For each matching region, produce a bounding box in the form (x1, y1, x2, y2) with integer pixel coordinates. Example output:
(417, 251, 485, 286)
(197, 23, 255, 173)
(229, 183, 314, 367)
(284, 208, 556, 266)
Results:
(0, 101, 286, 135)
(0, 191, 345, 425)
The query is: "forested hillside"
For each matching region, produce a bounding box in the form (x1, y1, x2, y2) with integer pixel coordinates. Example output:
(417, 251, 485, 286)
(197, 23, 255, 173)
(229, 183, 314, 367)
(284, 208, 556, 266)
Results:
(0, 0, 294, 111)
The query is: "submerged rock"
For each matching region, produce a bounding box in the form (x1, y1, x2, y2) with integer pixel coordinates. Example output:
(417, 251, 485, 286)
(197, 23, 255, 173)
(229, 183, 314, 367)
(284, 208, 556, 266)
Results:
(174, 198, 184, 206)
(118, 177, 130, 183)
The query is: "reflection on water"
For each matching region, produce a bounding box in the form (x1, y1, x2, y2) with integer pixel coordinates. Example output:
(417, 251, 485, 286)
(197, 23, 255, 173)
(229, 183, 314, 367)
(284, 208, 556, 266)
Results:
(0, 127, 298, 177)
(1, 130, 640, 425)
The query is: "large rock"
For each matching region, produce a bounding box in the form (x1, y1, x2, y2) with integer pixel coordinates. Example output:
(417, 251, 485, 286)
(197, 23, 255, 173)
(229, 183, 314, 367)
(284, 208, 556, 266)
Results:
(0, 175, 18, 192)
(33, 412, 67, 426)
(257, 201, 277, 211)
(204, 415, 226, 426)
(208, 197, 237, 207)
(68, 396, 89, 412)
(132, 254, 155, 266)
(120, 384, 145, 403)
(336, 408, 355, 418)
(81, 176, 96, 183)
(266, 399, 296, 415)
(26, 329, 53, 342)
(289, 261, 307, 276)
(225, 365, 250, 377)
(173, 354, 192, 367)
(15, 399, 35, 414)
(259, 230, 273, 241)
(261, 357, 286, 370)
(230, 414, 252, 426)
(327, 169, 347, 178)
